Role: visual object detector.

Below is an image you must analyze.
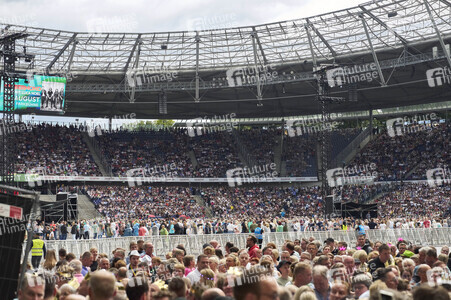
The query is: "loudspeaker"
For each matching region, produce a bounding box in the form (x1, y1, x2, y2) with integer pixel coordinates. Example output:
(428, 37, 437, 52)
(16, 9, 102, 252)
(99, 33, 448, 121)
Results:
(325, 195, 334, 216)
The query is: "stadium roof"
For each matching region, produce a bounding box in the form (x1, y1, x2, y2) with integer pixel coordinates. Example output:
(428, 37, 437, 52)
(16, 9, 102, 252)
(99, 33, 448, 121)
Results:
(1, 0, 451, 119)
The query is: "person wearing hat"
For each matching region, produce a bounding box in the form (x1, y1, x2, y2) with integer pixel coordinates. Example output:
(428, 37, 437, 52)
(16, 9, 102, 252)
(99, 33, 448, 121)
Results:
(276, 260, 292, 286)
(126, 250, 141, 279)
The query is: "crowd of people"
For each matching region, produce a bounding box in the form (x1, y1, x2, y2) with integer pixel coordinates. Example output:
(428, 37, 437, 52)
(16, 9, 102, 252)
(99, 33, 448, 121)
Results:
(29, 182, 449, 243)
(10, 121, 449, 182)
(23, 229, 451, 300)
(16, 124, 101, 176)
(350, 123, 450, 181)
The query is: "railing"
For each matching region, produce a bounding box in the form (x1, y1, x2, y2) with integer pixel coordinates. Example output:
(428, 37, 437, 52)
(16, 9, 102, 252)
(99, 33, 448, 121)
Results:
(231, 130, 257, 168)
(84, 133, 112, 176)
(332, 127, 372, 167)
(37, 228, 451, 259)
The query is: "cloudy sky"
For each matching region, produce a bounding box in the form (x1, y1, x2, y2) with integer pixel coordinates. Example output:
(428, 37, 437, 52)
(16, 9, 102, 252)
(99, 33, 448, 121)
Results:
(0, 0, 365, 32)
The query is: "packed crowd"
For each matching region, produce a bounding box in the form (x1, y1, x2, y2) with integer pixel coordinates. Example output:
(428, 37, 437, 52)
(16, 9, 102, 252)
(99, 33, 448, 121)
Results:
(238, 128, 280, 167)
(15, 124, 102, 176)
(350, 123, 450, 181)
(96, 130, 194, 177)
(24, 229, 451, 300)
(31, 182, 450, 242)
(85, 186, 206, 220)
(9, 120, 450, 182)
(190, 132, 243, 178)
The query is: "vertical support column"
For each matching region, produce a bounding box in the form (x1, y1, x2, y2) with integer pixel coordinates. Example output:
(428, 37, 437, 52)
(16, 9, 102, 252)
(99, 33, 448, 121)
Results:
(109, 117, 112, 132)
(195, 33, 200, 102)
(360, 15, 386, 86)
(251, 31, 263, 102)
(369, 109, 373, 137)
(1, 38, 17, 184)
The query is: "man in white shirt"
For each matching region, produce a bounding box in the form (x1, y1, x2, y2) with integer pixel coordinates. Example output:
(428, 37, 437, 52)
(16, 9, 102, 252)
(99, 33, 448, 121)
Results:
(186, 254, 210, 284)
(140, 242, 154, 265)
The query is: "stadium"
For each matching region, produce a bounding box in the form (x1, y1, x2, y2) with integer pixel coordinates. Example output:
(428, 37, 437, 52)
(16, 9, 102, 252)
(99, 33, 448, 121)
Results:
(0, 0, 450, 299)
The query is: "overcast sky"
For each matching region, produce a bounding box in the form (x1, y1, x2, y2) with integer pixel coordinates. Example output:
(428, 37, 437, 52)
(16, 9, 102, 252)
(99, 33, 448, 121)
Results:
(0, 0, 365, 33)
(1, 0, 366, 123)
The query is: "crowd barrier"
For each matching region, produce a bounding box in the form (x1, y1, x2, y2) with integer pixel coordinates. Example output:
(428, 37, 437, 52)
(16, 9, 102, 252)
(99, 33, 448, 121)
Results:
(33, 228, 450, 259)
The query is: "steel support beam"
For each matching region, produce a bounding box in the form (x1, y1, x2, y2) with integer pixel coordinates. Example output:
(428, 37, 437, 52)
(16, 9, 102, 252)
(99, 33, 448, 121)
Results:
(195, 33, 200, 102)
(305, 24, 318, 73)
(424, 0, 451, 68)
(128, 37, 142, 103)
(251, 31, 263, 103)
(124, 34, 142, 72)
(360, 15, 387, 86)
(66, 38, 78, 73)
(306, 19, 337, 58)
(47, 33, 77, 72)
(253, 26, 268, 65)
(359, 6, 409, 45)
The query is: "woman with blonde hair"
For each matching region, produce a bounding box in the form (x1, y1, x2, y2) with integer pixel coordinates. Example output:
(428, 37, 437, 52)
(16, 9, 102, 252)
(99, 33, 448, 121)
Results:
(208, 256, 219, 274)
(225, 254, 238, 270)
(293, 286, 315, 300)
(43, 249, 57, 271)
(203, 246, 215, 257)
(200, 269, 215, 288)
(353, 249, 369, 272)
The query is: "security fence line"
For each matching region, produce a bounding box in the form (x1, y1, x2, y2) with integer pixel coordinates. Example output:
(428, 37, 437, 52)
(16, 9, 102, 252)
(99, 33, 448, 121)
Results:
(28, 228, 450, 260)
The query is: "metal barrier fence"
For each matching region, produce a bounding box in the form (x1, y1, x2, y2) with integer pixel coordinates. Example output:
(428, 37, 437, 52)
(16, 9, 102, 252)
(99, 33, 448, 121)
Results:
(35, 228, 450, 259)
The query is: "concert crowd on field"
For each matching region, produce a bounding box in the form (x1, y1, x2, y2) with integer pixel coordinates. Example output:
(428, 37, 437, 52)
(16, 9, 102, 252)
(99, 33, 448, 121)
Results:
(24, 222, 451, 300)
